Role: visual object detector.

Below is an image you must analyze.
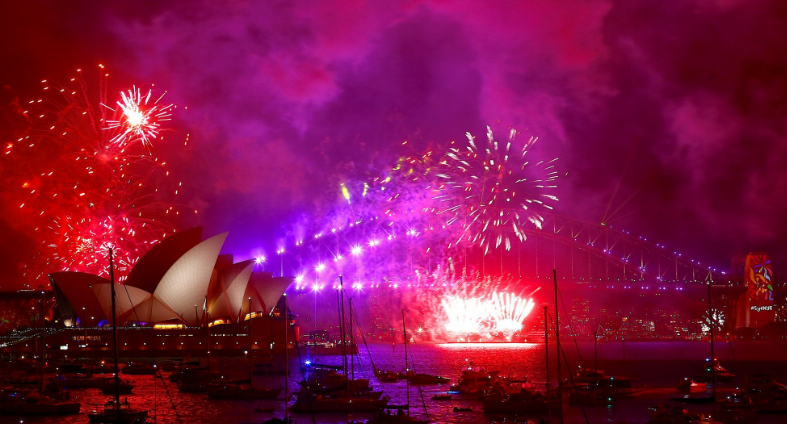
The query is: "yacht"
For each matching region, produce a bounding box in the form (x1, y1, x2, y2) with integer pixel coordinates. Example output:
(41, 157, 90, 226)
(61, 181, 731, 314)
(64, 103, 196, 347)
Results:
(87, 400, 148, 424)
(449, 363, 501, 394)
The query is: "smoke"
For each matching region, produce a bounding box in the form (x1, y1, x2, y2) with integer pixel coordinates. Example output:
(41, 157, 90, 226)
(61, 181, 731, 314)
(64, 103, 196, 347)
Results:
(2, 0, 787, 287)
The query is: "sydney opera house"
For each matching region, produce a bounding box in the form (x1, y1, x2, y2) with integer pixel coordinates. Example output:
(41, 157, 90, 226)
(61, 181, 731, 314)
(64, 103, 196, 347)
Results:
(2, 228, 295, 359)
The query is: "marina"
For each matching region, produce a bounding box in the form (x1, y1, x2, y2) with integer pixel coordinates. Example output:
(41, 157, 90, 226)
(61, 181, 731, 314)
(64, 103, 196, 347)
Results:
(1, 341, 786, 423)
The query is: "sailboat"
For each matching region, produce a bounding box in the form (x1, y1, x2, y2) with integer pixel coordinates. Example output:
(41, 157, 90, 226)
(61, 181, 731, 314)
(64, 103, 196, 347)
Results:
(291, 276, 389, 413)
(482, 271, 559, 417)
(207, 297, 282, 400)
(367, 311, 429, 424)
(1, 297, 80, 416)
(86, 248, 148, 424)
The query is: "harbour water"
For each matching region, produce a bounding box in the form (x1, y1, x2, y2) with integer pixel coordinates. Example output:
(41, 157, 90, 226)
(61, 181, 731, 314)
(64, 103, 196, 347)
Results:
(11, 341, 787, 424)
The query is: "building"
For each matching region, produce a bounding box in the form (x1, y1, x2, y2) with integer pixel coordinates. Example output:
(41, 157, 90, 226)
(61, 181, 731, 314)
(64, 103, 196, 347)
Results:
(2, 228, 295, 358)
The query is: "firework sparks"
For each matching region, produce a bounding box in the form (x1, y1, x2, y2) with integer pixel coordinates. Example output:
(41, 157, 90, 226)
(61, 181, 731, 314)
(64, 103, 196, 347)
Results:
(489, 291, 536, 338)
(106, 86, 173, 149)
(2, 66, 182, 284)
(441, 295, 488, 335)
(701, 309, 726, 334)
(435, 126, 559, 254)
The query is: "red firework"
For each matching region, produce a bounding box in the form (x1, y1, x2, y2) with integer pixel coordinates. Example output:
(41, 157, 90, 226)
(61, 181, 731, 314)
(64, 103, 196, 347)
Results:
(2, 65, 184, 285)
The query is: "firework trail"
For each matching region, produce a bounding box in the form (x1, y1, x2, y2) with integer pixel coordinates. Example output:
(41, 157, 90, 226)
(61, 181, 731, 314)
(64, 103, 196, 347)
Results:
(435, 126, 559, 254)
(2, 65, 184, 284)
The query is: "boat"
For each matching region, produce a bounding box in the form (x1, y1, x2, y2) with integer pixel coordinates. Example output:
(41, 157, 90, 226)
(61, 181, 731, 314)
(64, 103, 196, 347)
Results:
(570, 368, 639, 397)
(375, 368, 405, 382)
(161, 358, 200, 372)
(743, 375, 787, 413)
(53, 360, 88, 374)
(646, 404, 722, 424)
(483, 278, 561, 418)
(87, 401, 148, 424)
(405, 371, 450, 385)
(1, 290, 80, 418)
(691, 359, 735, 384)
(566, 382, 614, 406)
(482, 389, 558, 415)
(753, 398, 787, 414)
(453, 406, 473, 412)
(431, 394, 452, 401)
(0, 388, 80, 415)
(100, 378, 134, 395)
(715, 390, 756, 421)
(120, 362, 157, 376)
(449, 363, 501, 394)
(291, 393, 390, 412)
(207, 297, 284, 401)
(85, 249, 148, 424)
(669, 393, 715, 404)
(48, 374, 105, 389)
(292, 279, 391, 414)
(677, 378, 708, 394)
(207, 383, 282, 400)
(366, 405, 429, 424)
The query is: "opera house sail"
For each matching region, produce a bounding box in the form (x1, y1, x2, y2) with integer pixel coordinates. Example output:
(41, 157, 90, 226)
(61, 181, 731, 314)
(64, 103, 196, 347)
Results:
(22, 228, 294, 359)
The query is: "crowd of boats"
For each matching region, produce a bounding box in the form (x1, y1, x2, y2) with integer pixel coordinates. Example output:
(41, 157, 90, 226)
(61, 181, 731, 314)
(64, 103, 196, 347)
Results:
(2, 353, 784, 423)
(0, 262, 785, 424)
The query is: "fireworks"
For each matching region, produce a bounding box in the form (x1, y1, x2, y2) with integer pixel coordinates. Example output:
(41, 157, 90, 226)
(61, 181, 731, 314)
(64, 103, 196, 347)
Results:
(440, 289, 537, 341)
(489, 291, 536, 337)
(441, 295, 487, 335)
(701, 309, 726, 334)
(435, 126, 559, 254)
(2, 66, 182, 284)
(106, 86, 173, 149)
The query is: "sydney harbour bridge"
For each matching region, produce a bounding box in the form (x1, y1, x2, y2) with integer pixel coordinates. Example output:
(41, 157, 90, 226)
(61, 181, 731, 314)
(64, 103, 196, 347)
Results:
(278, 211, 768, 341)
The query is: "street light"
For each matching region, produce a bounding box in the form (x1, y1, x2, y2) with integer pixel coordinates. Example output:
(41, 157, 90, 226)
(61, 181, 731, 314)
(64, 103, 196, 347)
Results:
(276, 248, 285, 277)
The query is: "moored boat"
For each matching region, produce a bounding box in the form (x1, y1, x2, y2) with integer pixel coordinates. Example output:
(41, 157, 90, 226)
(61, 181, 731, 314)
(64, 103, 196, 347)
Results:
(449, 363, 500, 394)
(87, 401, 148, 424)
(290, 392, 389, 412)
(207, 383, 282, 400)
(482, 389, 558, 415)
(405, 371, 450, 385)
(120, 362, 157, 375)
(366, 405, 429, 423)
(0, 389, 80, 415)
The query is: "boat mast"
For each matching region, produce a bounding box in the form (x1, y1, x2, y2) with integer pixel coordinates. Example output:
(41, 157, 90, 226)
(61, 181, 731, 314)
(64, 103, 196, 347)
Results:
(349, 298, 354, 383)
(248, 296, 253, 379)
(283, 293, 289, 421)
(544, 305, 551, 424)
(109, 248, 120, 420)
(553, 269, 562, 424)
(707, 282, 716, 416)
(338, 275, 348, 396)
(402, 309, 410, 415)
(40, 288, 45, 396)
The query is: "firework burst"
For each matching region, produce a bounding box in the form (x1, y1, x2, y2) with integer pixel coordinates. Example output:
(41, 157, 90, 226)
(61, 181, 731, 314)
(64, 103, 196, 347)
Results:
(435, 126, 558, 254)
(3, 65, 183, 284)
(106, 86, 173, 150)
(489, 291, 536, 338)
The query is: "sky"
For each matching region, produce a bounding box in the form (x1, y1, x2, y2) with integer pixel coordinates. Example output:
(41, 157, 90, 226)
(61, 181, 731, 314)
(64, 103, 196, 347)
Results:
(1, 0, 787, 288)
